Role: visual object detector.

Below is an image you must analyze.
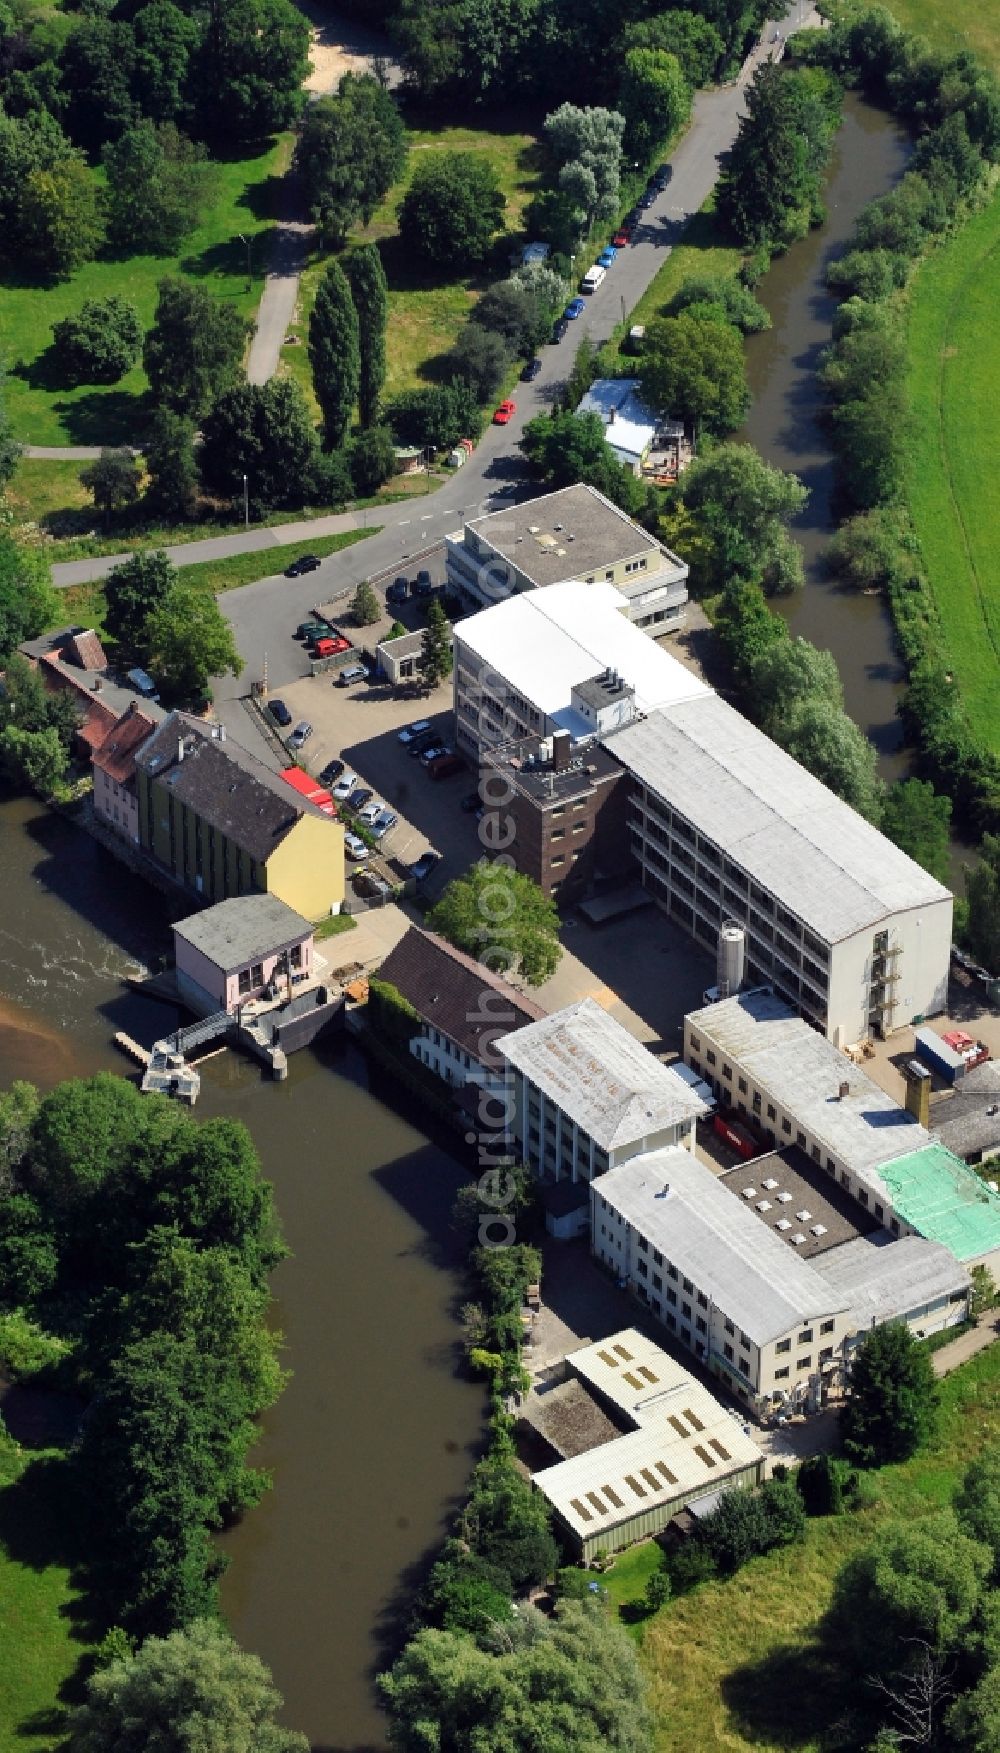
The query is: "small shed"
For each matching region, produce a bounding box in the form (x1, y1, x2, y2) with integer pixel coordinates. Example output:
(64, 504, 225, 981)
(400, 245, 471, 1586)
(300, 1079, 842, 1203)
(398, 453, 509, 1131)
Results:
(394, 445, 424, 476)
(521, 242, 550, 267)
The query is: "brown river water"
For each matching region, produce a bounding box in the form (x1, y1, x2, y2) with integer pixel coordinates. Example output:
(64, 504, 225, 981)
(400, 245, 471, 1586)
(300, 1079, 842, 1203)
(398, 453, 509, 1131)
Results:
(0, 88, 916, 1753)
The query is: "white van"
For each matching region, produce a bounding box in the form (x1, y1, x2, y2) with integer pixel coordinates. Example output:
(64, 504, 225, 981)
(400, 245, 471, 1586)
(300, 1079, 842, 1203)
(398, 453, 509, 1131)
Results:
(581, 263, 606, 294)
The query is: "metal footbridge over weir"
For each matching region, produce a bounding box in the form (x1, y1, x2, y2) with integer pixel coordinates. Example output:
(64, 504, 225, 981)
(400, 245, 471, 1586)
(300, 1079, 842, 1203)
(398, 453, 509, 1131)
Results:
(164, 1011, 234, 1056)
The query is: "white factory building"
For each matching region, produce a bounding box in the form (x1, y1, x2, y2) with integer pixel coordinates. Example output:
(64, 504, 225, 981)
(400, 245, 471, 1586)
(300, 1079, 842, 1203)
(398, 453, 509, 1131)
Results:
(606, 697, 953, 1047)
(444, 481, 689, 631)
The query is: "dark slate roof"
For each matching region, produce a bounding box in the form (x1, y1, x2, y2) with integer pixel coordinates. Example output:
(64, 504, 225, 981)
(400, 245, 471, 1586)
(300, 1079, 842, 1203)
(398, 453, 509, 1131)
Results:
(931, 1061, 1000, 1162)
(136, 711, 334, 865)
(377, 927, 545, 1064)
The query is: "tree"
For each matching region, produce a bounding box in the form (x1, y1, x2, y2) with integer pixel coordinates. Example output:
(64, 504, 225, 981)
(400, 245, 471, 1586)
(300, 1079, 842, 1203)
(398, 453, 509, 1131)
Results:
(644, 1568, 671, 1613)
(429, 864, 561, 987)
(950, 1663, 1000, 1753)
(0, 537, 60, 658)
(444, 325, 510, 403)
(0, 367, 19, 493)
(520, 410, 646, 517)
(778, 697, 884, 821)
(51, 298, 142, 387)
(386, 382, 481, 451)
(420, 596, 452, 687)
(619, 48, 690, 159)
(718, 62, 840, 247)
(193, 0, 310, 142)
(309, 260, 360, 449)
(749, 637, 843, 738)
(59, 18, 137, 154)
(103, 550, 175, 653)
(544, 103, 625, 228)
(622, 11, 723, 87)
(713, 577, 788, 689)
(132, 0, 200, 123)
(344, 242, 389, 428)
(143, 409, 199, 521)
(80, 449, 141, 527)
(0, 109, 75, 247)
(670, 274, 770, 334)
(297, 76, 406, 246)
(143, 278, 248, 420)
(379, 1599, 652, 1753)
(970, 1265, 999, 1320)
(397, 153, 506, 272)
(102, 122, 218, 255)
(881, 780, 952, 884)
(678, 444, 807, 588)
(68, 1618, 309, 1753)
(19, 156, 104, 276)
(351, 580, 381, 627)
(199, 380, 319, 515)
(796, 1452, 847, 1517)
(350, 425, 396, 495)
(0, 654, 79, 755)
(826, 507, 906, 593)
(145, 582, 243, 699)
(470, 279, 549, 358)
(0, 724, 68, 796)
(826, 1510, 990, 1679)
(965, 836, 1000, 971)
(843, 1322, 939, 1468)
(640, 314, 749, 438)
(955, 1450, 1000, 1579)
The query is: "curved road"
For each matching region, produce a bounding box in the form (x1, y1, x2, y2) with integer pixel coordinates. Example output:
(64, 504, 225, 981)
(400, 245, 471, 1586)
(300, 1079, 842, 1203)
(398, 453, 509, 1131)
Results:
(53, 3, 814, 754)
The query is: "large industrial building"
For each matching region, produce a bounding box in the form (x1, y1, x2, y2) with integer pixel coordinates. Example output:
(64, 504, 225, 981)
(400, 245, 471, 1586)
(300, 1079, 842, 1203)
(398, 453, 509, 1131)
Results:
(607, 697, 953, 1046)
(684, 991, 1000, 1271)
(444, 481, 690, 630)
(529, 1330, 765, 1560)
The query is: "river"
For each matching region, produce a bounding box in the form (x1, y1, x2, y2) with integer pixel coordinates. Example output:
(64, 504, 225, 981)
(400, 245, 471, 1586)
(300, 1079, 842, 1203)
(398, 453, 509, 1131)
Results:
(739, 90, 911, 777)
(0, 796, 483, 1751)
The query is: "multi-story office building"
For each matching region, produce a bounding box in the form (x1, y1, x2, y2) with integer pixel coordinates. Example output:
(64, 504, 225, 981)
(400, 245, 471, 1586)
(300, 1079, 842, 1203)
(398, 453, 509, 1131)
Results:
(607, 696, 953, 1046)
(481, 733, 631, 901)
(445, 481, 689, 631)
(499, 997, 710, 1194)
(684, 991, 1000, 1273)
(453, 579, 707, 764)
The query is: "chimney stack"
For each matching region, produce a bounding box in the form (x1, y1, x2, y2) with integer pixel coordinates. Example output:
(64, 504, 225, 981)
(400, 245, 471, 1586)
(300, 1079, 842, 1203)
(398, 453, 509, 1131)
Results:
(838, 1080, 850, 1100)
(177, 737, 185, 764)
(552, 730, 571, 773)
(902, 1060, 931, 1128)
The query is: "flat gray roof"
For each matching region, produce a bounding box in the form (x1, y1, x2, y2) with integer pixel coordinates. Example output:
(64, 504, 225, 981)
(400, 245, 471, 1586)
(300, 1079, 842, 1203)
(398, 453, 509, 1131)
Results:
(606, 697, 951, 943)
(594, 1149, 847, 1345)
(687, 992, 928, 1197)
(173, 894, 312, 971)
(465, 483, 658, 587)
(811, 1232, 968, 1334)
(500, 998, 709, 1149)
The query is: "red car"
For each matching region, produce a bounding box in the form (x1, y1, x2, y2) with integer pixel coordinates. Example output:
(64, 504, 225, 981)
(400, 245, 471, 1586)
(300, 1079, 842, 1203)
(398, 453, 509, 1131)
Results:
(492, 398, 516, 425)
(613, 228, 631, 247)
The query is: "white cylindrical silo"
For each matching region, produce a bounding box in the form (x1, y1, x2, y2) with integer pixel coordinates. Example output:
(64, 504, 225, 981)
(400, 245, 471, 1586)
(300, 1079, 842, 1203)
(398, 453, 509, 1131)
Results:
(717, 921, 746, 997)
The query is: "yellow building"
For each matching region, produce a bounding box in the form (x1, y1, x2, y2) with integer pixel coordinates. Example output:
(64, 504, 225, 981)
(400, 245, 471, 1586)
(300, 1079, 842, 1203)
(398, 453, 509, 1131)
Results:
(135, 713, 344, 920)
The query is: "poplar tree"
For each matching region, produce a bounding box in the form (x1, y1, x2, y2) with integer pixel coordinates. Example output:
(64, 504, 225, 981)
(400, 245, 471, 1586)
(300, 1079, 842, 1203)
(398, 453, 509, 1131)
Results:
(344, 243, 388, 429)
(308, 260, 360, 449)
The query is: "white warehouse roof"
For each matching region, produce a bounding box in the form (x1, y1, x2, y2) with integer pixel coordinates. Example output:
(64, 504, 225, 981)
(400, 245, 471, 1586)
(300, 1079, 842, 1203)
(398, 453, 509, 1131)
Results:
(455, 581, 707, 740)
(606, 695, 951, 943)
(499, 997, 709, 1150)
(593, 1149, 847, 1345)
(810, 1232, 969, 1334)
(686, 992, 929, 1197)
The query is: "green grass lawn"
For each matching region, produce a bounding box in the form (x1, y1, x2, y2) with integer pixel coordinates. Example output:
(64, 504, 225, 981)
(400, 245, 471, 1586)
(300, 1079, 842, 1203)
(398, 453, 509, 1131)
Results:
(904, 189, 1000, 752)
(885, 0, 1000, 74)
(0, 1441, 92, 1753)
(279, 122, 544, 409)
(1, 137, 289, 448)
(638, 1343, 1000, 1752)
(600, 198, 742, 373)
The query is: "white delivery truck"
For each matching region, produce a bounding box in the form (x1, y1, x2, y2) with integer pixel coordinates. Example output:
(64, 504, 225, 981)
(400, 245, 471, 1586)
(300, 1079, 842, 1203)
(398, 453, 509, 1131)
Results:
(581, 263, 606, 293)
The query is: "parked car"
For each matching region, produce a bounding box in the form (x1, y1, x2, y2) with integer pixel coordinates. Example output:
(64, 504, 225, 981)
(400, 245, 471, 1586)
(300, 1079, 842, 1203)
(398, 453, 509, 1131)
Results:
(337, 663, 368, 687)
(333, 771, 358, 800)
(638, 188, 655, 209)
(414, 569, 435, 597)
(312, 635, 350, 659)
(357, 798, 383, 825)
(284, 554, 321, 577)
(344, 832, 369, 862)
(597, 246, 617, 267)
(493, 398, 517, 426)
(347, 788, 372, 811)
(521, 357, 542, 381)
(613, 228, 631, 248)
(296, 619, 327, 640)
(268, 698, 292, 726)
(420, 741, 449, 764)
(565, 297, 586, 319)
(353, 869, 392, 900)
(319, 758, 344, 784)
(408, 731, 439, 757)
(654, 162, 672, 187)
(460, 791, 481, 813)
(398, 719, 432, 745)
(551, 317, 570, 342)
(288, 721, 313, 751)
(427, 752, 463, 780)
(387, 576, 409, 605)
(371, 809, 397, 840)
(409, 851, 440, 883)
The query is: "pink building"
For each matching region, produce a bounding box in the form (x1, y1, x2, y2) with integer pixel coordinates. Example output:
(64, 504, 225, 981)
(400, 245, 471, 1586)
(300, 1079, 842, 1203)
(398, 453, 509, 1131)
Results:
(92, 704, 160, 843)
(172, 894, 315, 1015)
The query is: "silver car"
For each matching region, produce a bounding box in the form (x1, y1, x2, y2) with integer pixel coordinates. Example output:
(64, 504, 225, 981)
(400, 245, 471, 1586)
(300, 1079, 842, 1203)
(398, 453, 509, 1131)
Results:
(288, 720, 313, 751)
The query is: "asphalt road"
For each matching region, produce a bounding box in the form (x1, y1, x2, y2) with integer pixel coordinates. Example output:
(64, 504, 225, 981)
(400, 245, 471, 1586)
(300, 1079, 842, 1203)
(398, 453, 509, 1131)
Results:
(54, 0, 815, 766)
